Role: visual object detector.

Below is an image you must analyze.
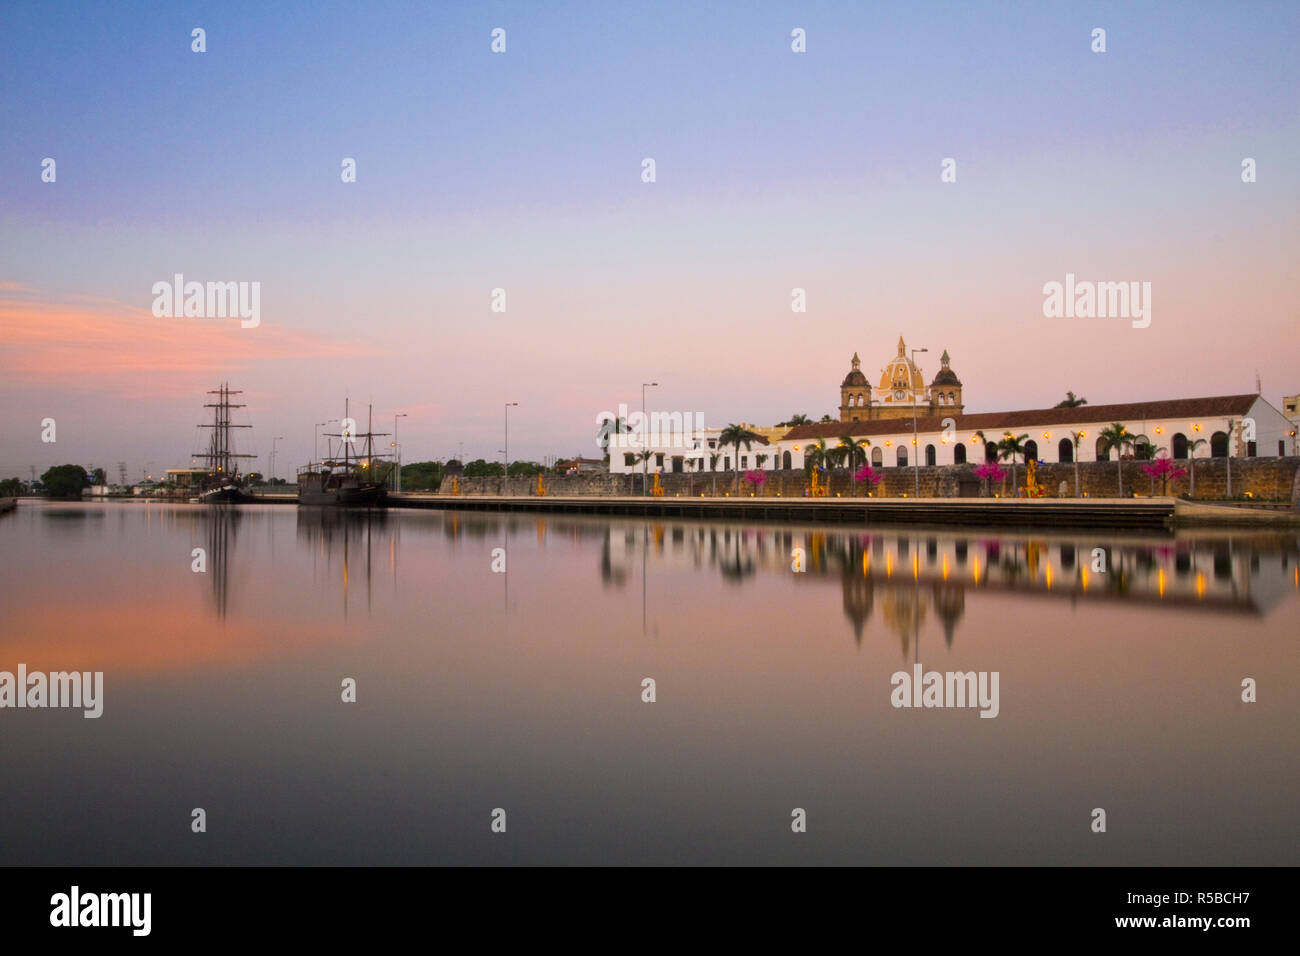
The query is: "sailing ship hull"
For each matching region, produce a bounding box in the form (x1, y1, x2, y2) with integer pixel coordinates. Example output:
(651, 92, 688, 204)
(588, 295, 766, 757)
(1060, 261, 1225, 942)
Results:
(298, 484, 388, 508)
(199, 484, 251, 504)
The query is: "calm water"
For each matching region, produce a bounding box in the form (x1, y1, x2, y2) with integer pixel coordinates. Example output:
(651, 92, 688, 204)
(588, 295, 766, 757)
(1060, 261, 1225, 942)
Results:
(1, 501, 1296, 865)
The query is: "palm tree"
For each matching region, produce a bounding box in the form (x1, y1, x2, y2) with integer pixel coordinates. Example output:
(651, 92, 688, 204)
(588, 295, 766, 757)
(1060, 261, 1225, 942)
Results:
(1185, 436, 1207, 498)
(837, 434, 870, 494)
(996, 433, 1029, 496)
(755, 453, 769, 469)
(1054, 391, 1089, 408)
(788, 413, 811, 426)
(718, 424, 761, 495)
(709, 452, 721, 497)
(635, 449, 652, 494)
(1098, 423, 1133, 497)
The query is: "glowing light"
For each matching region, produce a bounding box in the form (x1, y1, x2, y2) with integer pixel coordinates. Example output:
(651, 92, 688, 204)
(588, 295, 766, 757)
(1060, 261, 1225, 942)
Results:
(1195, 573, 1206, 598)
(1045, 562, 1053, 589)
(886, 553, 894, 578)
(942, 554, 949, 580)
(972, 556, 981, 584)
(1158, 567, 1166, 598)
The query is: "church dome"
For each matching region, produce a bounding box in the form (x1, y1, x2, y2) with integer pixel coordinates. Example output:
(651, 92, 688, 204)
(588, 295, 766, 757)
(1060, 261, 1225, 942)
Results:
(930, 348, 961, 387)
(841, 351, 868, 387)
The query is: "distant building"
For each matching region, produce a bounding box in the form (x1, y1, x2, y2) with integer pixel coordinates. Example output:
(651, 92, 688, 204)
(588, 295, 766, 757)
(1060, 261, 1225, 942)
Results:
(166, 468, 208, 491)
(557, 457, 605, 474)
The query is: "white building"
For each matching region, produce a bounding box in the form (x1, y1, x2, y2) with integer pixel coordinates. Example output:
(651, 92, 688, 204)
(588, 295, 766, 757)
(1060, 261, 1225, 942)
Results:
(605, 425, 777, 475)
(776, 394, 1294, 470)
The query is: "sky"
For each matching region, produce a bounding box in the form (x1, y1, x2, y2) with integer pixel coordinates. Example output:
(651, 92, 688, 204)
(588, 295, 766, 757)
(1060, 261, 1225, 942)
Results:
(2, 0, 1298, 479)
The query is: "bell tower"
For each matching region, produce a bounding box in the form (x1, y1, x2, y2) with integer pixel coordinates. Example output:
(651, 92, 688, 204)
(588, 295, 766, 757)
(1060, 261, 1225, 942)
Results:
(839, 352, 870, 422)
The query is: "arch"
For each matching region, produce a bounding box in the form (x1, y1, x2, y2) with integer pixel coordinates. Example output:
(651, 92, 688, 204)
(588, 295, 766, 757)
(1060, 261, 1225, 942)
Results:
(925, 444, 936, 466)
(953, 443, 966, 465)
(984, 441, 998, 463)
(896, 447, 908, 467)
(1210, 431, 1228, 457)
(1024, 440, 1038, 461)
(871, 446, 882, 466)
(1095, 437, 1110, 461)
(1057, 437, 1073, 463)
(782, 450, 791, 469)
(1171, 432, 1188, 459)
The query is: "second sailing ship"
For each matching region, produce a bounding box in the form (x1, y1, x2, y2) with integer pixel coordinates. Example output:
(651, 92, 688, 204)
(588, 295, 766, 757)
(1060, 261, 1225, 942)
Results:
(297, 401, 391, 507)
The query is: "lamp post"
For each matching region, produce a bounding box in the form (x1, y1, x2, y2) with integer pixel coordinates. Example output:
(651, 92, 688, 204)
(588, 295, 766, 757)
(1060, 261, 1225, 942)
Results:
(269, 436, 285, 483)
(504, 402, 518, 495)
(910, 347, 928, 497)
(393, 412, 408, 492)
(315, 420, 337, 469)
(641, 381, 658, 496)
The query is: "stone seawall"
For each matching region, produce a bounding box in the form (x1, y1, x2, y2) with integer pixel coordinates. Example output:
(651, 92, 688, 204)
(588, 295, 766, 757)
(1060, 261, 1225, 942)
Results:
(438, 457, 1300, 503)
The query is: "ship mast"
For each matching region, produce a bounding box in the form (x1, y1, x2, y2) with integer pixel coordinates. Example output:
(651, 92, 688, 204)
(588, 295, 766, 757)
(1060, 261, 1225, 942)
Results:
(195, 382, 254, 478)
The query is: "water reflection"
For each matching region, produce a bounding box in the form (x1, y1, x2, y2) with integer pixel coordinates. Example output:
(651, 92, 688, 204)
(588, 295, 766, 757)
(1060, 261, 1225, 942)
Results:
(295, 507, 388, 618)
(593, 521, 1297, 652)
(278, 507, 1299, 651)
(4, 502, 1297, 866)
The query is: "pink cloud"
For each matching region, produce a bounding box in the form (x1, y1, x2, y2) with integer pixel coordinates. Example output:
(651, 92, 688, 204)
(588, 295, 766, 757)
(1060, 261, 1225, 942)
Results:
(0, 290, 380, 398)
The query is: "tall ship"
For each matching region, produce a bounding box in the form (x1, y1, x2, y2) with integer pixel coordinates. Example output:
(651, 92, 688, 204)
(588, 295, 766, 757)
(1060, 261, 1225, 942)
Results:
(195, 383, 256, 504)
(297, 400, 390, 507)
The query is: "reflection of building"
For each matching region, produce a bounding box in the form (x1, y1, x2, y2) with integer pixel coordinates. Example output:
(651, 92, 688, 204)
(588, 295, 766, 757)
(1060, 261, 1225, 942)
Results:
(932, 582, 965, 647)
(593, 519, 1297, 648)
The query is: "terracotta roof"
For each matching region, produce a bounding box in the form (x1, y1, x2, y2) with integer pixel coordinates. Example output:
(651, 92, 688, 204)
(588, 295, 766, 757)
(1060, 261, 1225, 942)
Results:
(778, 394, 1259, 442)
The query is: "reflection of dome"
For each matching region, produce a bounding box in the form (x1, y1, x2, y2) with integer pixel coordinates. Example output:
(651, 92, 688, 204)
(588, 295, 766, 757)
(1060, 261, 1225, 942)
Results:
(841, 567, 874, 646)
(882, 587, 927, 657)
(931, 581, 965, 647)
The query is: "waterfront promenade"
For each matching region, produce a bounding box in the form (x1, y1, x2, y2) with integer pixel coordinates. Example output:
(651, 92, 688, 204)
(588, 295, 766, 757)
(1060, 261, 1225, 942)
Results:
(383, 493, 1179, 530)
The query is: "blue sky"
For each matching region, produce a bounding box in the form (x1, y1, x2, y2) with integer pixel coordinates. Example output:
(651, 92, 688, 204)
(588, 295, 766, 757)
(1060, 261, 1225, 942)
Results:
(2, 1, 1297, 475)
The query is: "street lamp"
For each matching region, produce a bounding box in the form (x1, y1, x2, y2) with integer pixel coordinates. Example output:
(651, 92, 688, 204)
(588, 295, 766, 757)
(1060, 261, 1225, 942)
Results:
(393, 412, 408, 492)
(269, 436, 285, 483)
(642, 381, 658, 496)
(911, 347, 928, 497)
(315, 420, 338, 468)
(504, 403, 518, 495)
